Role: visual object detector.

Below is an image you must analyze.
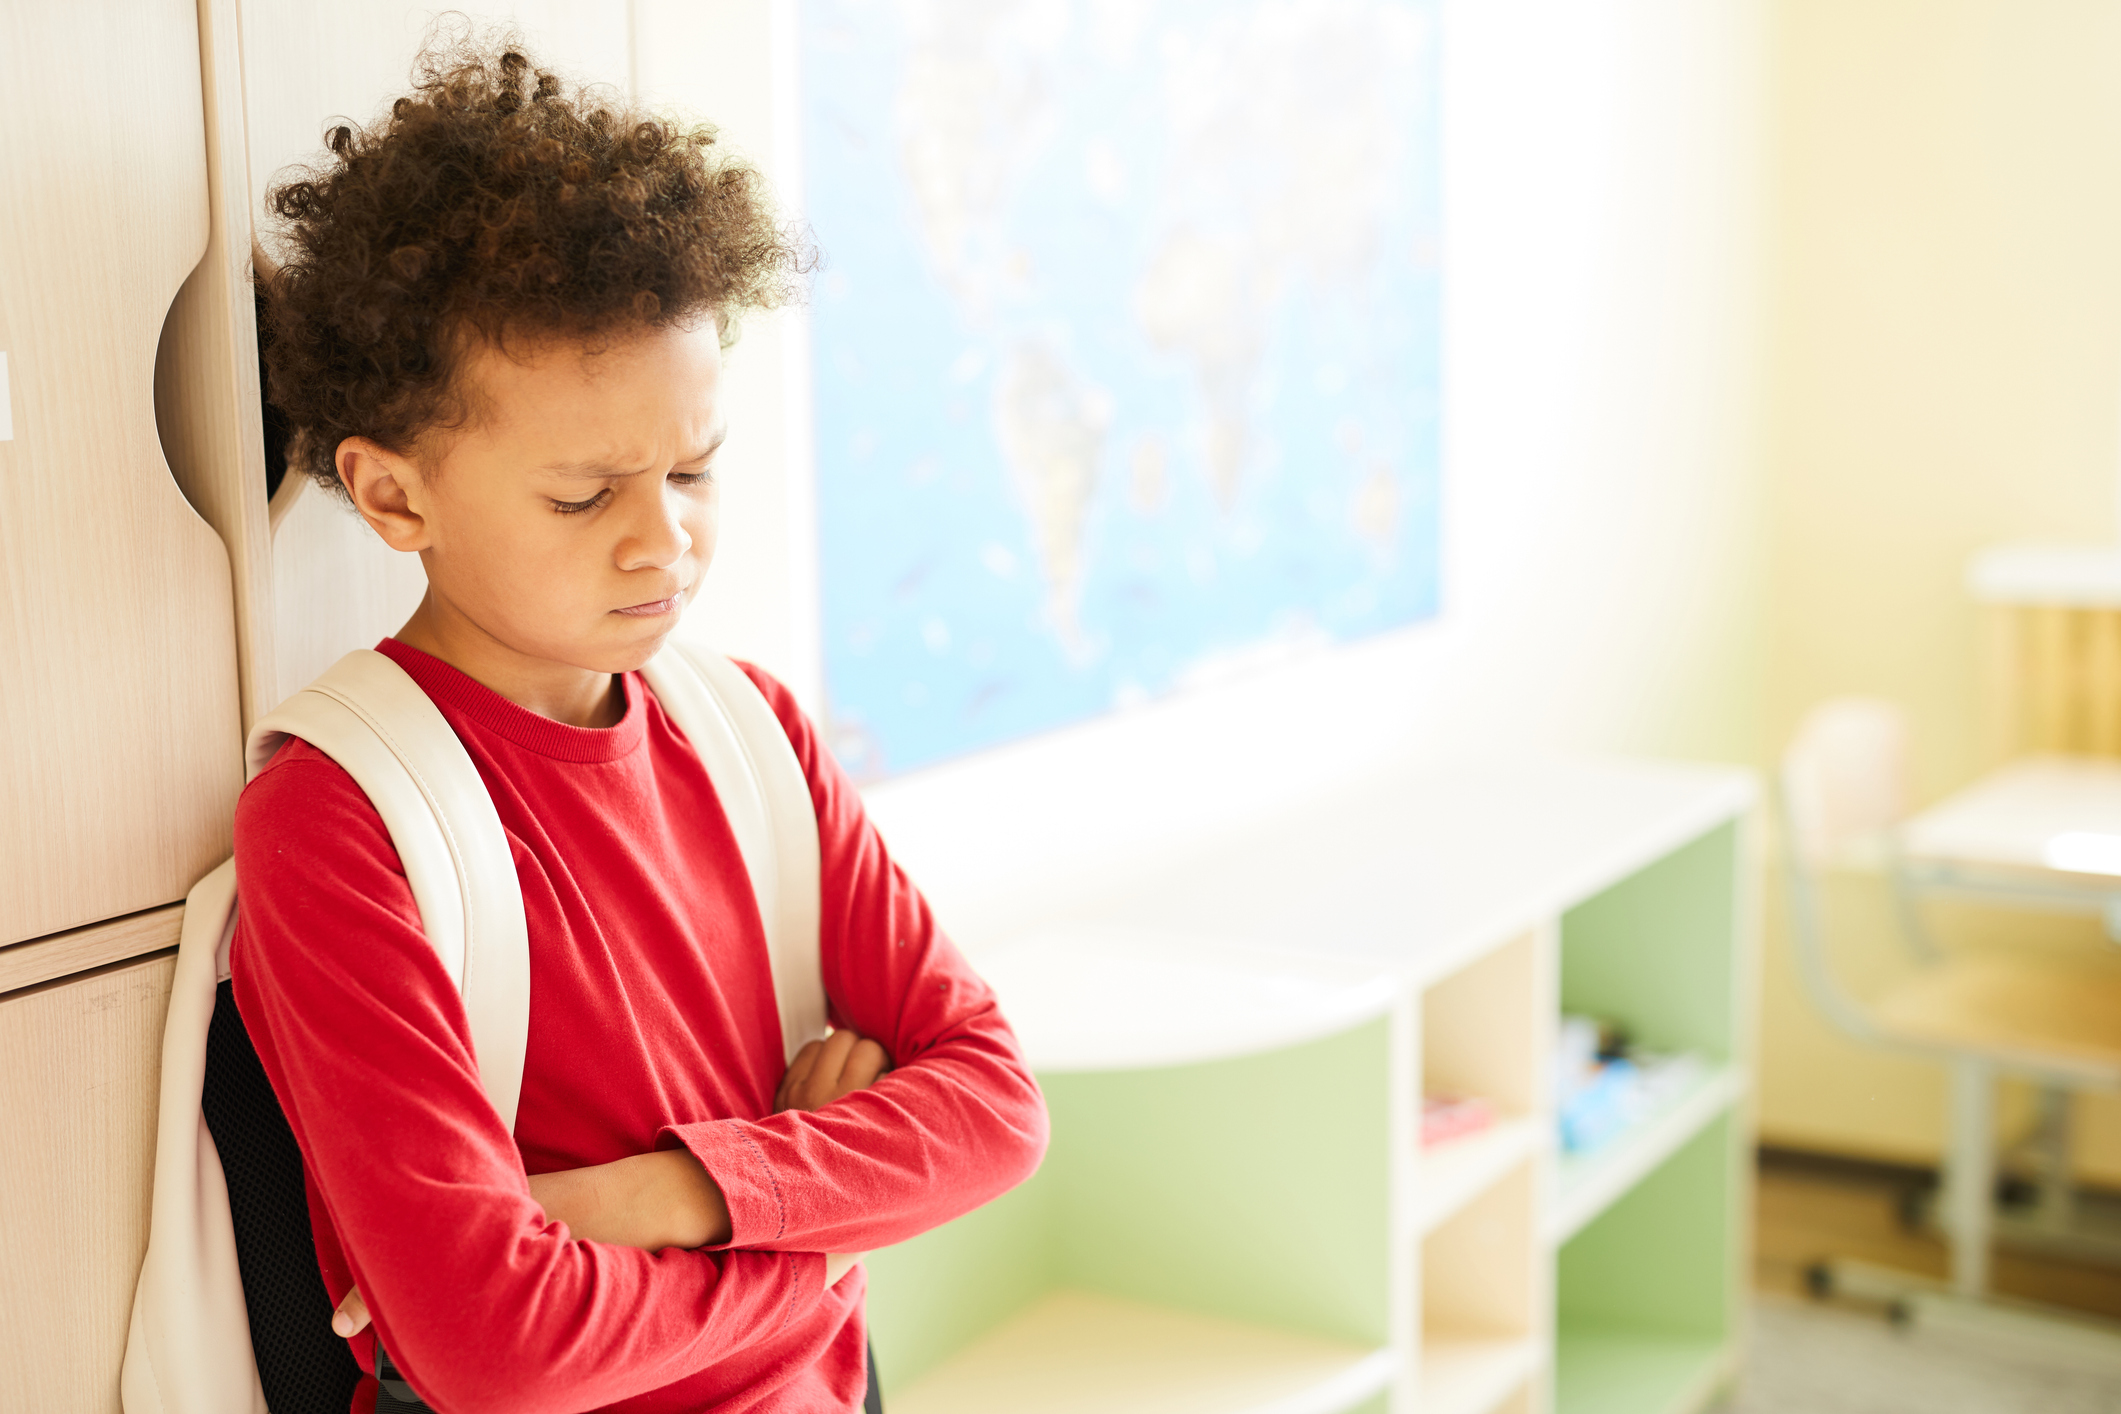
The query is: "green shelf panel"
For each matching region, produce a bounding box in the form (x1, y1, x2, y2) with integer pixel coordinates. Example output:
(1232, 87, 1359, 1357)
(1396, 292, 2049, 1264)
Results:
(1556, 1111, 1741, 1414)
(864, 1161, 1059, 1390)
(1558, 1111, 1738, 1338)
(1560, 822, 1739, 1061)
(865, 1017, 1395, 1394)
(1553, 1327, 1728, 1414)
(1044, 1017, 1393, 1347)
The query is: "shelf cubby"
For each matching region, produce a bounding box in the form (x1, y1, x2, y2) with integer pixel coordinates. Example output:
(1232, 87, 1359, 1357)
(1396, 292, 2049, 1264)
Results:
(1551, 819, 1746, 1238)
(1559, 822, 1741, 1067)
(1420, 1162, 1542, 1414)
(869, 994, 1399, 1414)
(1554, 1112, 1743, 1414)
(1415, 931, 1542, 1240)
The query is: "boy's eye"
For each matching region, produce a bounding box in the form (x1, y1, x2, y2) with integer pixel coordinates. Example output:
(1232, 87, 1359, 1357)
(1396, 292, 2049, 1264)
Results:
(669, 469, 713, 488)
(550, 489, 611, 515)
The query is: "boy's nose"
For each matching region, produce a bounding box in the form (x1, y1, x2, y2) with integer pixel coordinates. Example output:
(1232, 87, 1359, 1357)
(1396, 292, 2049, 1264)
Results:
(615, 490, 695, 571)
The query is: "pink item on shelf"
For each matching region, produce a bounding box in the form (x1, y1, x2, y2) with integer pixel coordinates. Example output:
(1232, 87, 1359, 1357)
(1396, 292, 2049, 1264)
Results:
(1422, 1094, 1495, 1147)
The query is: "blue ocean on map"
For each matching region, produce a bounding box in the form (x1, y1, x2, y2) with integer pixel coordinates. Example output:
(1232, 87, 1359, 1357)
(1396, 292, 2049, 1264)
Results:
(802, 0, 1440, 778)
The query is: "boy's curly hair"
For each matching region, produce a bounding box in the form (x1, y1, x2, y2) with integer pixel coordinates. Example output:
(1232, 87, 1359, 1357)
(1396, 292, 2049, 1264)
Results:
(260, 32, 807, 495)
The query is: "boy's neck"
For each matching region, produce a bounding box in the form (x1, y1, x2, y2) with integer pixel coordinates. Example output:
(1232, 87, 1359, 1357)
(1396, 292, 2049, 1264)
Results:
(392, 593, 626, 730)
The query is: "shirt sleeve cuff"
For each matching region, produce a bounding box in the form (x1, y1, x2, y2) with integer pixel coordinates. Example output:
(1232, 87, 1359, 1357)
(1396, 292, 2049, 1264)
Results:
(658, 1120, 789, 1247)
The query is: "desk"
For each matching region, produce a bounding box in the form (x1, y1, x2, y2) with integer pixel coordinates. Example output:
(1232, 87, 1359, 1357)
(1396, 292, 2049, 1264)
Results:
(1899, 756, 2121, 937)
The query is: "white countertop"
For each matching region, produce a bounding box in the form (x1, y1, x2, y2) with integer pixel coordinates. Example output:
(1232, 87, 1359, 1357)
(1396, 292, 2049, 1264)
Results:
(1901, 755, 2121, 880)
(1966, 543, 2121, 608)
(968, 755, 1755, 1071)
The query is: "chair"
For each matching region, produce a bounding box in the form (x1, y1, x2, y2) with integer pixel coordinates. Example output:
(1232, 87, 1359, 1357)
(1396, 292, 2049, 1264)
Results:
(1778, 698, 2121, 1305)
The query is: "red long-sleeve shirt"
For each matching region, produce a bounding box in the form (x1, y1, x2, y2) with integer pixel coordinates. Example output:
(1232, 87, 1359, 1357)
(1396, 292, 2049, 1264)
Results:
(231, 638, 1047, 1414)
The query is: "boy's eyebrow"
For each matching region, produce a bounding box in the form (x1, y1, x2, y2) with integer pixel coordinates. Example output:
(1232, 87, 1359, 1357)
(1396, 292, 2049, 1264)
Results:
(540, 425, 728, 478)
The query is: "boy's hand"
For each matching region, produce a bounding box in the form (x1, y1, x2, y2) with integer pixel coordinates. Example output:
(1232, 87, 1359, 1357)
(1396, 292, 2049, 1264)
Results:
(331, 1287, 371, 1338)
(523, 1150, 729, 1251)
(775, 1028, 892, 1113)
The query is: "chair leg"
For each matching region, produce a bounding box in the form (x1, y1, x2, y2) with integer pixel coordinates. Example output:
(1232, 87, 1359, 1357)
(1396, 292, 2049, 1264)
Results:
(1943, 1058, 1997, 1297)
(2032, 1084, 2077, 1235)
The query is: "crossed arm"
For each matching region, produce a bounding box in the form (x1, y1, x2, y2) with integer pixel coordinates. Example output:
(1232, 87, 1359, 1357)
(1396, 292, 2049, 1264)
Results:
(330, 1029, 890, 1339)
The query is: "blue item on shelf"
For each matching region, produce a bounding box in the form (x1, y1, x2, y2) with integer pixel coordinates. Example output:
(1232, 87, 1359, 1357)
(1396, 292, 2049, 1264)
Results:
(1555, 1012, 1709, 1155)
(1559, 1057, 1639, 1154)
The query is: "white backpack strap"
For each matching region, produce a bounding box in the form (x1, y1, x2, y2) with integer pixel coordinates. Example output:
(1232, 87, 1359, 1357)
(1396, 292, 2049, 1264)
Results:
(246, 649, 531, 1131)
(642, 644, 826, 1064)
(128, 653, 529, 1414)
(123, 858, 267, 1414)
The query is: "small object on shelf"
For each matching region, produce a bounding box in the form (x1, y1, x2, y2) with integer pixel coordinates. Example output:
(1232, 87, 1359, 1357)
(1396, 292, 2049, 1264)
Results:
(1422, 1093, 1496, 1147)
(1559, 1056, 1639, 1154)
(1555, 1013, 1707, 1155)
(1630, 1048, 1707, 1110)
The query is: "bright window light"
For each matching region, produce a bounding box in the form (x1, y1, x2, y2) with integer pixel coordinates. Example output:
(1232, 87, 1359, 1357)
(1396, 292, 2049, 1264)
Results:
(2042, 832, 2121, 876)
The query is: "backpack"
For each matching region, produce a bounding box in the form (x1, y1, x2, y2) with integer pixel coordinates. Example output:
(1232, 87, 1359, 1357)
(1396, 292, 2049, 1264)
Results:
(120, 641, 826, 1414)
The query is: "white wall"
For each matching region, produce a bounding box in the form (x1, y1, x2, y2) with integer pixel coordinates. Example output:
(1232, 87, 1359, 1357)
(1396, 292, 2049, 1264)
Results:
(663, 0, 1769, 948)
(1757, 0, 2121, 1181)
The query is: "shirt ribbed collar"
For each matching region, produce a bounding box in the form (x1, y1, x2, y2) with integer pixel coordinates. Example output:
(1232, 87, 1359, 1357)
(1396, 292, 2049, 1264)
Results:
(376, 638, 649, 764)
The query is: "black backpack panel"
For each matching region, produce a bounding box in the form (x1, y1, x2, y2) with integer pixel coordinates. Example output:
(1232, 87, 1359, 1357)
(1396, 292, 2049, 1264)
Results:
(201, 978, 363, 1414)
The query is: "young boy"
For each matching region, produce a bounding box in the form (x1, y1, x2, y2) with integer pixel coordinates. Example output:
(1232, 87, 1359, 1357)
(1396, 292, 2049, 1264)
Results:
(236, 39, 1047, 1414)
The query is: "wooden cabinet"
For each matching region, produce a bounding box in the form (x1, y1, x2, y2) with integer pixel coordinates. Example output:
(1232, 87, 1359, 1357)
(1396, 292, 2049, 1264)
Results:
(0, 0, 243, 946)
(0, 5, 745, 1403)
(0, 954, 177, 1414)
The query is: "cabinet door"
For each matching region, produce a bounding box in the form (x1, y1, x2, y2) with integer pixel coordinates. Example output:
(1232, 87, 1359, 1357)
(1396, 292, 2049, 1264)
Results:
(0, 0, 244, 945)
(0, 954, 177, 1413)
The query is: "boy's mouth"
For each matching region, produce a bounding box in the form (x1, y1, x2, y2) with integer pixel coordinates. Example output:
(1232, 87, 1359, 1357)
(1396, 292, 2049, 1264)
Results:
(613, 595, 682, 618)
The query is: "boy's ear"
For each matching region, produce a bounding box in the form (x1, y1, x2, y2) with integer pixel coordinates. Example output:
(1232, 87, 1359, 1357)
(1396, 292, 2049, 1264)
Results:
(337, 437, 432, 553)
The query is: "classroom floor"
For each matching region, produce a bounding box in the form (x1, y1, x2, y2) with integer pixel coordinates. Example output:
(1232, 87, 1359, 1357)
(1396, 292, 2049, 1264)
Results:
(1752, 1147, 2121, 1319)
(1724, 1149, 2121, 1413)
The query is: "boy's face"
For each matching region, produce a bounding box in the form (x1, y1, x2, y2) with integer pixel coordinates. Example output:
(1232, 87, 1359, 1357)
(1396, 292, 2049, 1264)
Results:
(343, 320, 725, 681)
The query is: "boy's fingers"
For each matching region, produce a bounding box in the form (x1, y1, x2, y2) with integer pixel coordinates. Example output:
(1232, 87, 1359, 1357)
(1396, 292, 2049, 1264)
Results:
(330, 1286, 371, 1338)
(840, 1038, 891, 1097)
(817, 1027, 859, 1079)
(796, 1030, 860, 1109)
(780, 1030, 892, 1112)
(777, 1040, 824, 1112)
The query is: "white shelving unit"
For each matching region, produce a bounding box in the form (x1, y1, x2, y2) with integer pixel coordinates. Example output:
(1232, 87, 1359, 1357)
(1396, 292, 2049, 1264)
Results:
(1413, 1116, 1543, 1240)
(866, 756, 1757, 1414)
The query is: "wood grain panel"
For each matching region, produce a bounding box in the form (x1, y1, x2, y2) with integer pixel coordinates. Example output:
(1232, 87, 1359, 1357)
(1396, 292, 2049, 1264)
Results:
(2025, 606, 2073, 753)
(155, 0, 278, 731)
(0, 906, 183, 995)
(0, 953, 177, 1413)
(1985, 606, 2121, 761)
(0, 0, 244, 945)
(2090, 609, 2121, 758)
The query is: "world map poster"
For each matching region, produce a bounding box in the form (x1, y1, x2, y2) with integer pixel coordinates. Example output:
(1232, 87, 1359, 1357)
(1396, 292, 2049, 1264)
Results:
(802, 0, 1440, 779)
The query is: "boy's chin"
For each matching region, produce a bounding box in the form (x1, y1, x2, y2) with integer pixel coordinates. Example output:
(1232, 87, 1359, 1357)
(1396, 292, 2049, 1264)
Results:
(590, 617, 684, 674)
